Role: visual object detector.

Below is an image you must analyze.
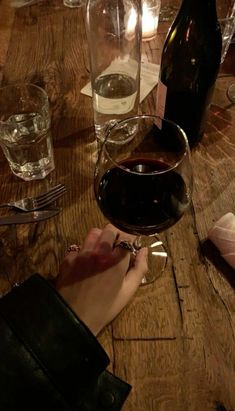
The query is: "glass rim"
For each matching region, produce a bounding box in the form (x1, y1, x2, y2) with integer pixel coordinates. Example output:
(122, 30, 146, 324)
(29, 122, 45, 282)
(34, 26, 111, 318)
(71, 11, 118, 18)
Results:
(0, 82, 48, 97)
(0, 83, 49, 126)
(102, 114, 190, 175)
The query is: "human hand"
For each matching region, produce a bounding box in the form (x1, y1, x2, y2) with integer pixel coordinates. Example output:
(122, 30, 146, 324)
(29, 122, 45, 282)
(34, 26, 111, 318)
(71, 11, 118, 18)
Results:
(56, 224, 148, 336)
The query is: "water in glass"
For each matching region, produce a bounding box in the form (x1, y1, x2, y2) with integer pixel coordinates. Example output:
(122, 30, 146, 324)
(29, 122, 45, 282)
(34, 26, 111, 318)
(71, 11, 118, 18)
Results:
(1, 112, 54, 181)
(93, 72, 138, 141)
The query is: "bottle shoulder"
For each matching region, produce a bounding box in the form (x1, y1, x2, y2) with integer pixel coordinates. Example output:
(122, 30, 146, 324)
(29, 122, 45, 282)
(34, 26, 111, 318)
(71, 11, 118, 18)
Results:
(161, 20, 222, 71)
(164, 18, 221, 49)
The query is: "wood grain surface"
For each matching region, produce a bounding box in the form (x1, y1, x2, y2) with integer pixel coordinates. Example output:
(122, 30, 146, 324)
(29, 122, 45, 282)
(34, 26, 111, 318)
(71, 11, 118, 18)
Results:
(0, 1, 235, 410)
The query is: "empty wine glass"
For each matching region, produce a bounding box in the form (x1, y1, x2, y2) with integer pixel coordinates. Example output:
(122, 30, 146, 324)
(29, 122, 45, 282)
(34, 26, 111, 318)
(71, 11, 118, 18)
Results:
(94, 115, 193, 284)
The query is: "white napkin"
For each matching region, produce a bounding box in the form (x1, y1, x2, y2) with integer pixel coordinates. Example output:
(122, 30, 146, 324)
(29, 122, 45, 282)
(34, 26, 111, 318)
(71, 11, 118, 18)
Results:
(80, 60, 160, 103)
(208, 212, 235, 268)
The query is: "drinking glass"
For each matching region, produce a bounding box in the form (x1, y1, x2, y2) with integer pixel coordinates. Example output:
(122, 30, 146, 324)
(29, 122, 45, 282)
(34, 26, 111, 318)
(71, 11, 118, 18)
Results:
(94, 115, 193, 284)
(0, 83, 54, 181)
(86, 0, 141, 143)
(216, 0, 235, 63)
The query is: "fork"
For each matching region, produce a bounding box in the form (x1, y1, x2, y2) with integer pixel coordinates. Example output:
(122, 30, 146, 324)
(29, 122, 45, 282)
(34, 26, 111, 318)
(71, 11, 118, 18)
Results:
(0, 184, 66, 212)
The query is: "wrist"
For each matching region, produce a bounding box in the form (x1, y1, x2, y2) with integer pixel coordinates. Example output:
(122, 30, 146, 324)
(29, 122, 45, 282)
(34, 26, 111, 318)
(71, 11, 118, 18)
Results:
(56, 287, 101, 336)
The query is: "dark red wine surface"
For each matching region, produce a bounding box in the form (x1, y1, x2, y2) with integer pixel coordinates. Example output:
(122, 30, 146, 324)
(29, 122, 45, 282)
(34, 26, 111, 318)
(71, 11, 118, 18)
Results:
(96, 158, 189, 235)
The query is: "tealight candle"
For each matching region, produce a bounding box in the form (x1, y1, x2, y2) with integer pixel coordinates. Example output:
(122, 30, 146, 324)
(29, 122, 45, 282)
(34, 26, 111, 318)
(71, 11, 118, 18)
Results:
(142, 0, 161, 41)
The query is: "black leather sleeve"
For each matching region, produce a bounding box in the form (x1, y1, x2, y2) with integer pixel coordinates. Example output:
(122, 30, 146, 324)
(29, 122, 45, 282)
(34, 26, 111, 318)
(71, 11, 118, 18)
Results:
(0, 274, 131, 411)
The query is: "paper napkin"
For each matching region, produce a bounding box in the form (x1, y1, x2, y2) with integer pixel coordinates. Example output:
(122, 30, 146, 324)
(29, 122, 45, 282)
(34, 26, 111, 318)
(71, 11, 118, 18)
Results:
(208, 212, 235, 268)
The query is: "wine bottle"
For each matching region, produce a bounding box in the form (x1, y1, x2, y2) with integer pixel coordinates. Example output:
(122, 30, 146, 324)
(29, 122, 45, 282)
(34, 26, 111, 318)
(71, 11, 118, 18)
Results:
(156, 0, 222, 148)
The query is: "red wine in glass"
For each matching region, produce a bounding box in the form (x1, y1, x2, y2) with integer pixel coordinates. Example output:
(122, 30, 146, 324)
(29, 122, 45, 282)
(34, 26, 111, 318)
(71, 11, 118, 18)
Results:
(97, 157, 188, 235)
(94, 115, 193, 284)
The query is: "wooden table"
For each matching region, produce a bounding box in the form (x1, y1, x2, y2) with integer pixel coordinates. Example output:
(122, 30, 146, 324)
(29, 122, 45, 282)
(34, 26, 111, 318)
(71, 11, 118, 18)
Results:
(0, 1, 235, 410)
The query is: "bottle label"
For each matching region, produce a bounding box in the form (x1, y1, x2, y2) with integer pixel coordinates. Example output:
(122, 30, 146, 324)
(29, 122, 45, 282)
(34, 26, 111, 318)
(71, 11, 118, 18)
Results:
(155, 79, 167, 129)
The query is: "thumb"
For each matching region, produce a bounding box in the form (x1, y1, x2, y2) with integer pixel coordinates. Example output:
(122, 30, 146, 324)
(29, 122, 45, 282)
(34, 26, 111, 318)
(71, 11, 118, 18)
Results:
(124, 247, 148, 291)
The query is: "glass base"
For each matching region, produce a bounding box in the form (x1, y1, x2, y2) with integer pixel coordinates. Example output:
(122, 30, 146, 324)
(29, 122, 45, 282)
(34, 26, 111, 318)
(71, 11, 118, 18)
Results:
(10, 160, 55, 181)
(95, 118, 138, 145)
(134, 235, 167, 285)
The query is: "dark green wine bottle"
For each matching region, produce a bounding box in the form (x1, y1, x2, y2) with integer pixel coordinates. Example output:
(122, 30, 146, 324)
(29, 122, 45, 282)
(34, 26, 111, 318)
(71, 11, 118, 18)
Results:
(156, 0, 222, 148)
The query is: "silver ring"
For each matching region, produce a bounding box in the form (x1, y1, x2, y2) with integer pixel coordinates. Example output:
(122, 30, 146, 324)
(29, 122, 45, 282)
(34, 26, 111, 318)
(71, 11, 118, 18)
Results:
(114, 240, 136, 253)
(67, 244, 81, 253)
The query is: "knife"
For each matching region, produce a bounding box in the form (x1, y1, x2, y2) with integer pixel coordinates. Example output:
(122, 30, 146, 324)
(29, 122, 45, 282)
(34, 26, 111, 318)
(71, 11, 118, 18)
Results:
(0, 209, 60, 226)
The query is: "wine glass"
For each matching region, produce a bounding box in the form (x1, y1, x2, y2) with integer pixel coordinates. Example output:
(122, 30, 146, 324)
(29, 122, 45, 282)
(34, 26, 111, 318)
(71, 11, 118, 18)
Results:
(94, 115, 193, 284)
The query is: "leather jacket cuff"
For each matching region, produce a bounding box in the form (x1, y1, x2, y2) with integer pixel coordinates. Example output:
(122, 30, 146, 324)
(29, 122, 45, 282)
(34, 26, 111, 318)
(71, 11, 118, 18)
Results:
(0, 274, 110, 406)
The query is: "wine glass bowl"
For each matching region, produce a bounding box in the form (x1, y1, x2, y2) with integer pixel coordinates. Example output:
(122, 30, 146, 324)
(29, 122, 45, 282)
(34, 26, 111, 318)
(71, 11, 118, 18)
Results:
(94, 115, 193, 284)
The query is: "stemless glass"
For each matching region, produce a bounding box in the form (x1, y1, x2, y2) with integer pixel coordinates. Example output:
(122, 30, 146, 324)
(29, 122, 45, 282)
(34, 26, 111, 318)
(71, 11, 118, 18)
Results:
(94, 115, 193, 284)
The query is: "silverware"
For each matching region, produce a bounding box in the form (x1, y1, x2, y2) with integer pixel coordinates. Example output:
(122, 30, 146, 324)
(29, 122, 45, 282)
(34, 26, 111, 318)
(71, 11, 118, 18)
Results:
(0, 184, 66, 212)
(0, 209, 60, 226)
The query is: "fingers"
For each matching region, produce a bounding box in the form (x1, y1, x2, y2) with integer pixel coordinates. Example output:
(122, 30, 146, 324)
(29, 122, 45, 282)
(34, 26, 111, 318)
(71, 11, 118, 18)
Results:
(84, 223, 135, 258)
(64, 224, 139, 275)
(82, 224, 119, 254)
(70, 223, 136, 256)
(82, 227, 102, 251)
(125, 247, 148, 288)
(94, 224, 118, 255)
(64, 227, 103, 267)
(117, 229, 136, 244)
(93, 224, 133, 271)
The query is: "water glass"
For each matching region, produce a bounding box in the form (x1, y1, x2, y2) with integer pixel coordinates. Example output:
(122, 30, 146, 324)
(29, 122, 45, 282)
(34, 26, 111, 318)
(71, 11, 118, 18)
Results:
(216, 0, 235, 63)
(0, 83, 55, 181)
(142, 0, 161, 41)
(86, 0, 142, 143)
